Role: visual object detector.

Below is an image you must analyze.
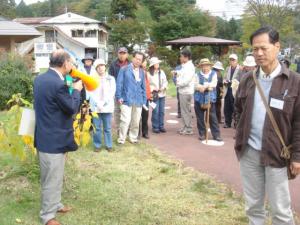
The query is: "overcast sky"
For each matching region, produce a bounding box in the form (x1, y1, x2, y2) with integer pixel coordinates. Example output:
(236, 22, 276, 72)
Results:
(16, 0, 246, 19)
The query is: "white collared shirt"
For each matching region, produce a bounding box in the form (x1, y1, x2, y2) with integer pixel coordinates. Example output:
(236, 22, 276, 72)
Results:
(259, 63, 281, 80)
(50, 67, 64, 81)
(133, 67, 141, 82)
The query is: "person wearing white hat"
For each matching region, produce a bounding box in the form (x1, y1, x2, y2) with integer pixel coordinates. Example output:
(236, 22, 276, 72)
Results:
(79, 53, 97, 104)
(89, 58, 116, 151)
(223, 53, 243, 128)
(243, 55, 257, 73)
(148, 57, 168, 133)
(212, 61, 224, 124)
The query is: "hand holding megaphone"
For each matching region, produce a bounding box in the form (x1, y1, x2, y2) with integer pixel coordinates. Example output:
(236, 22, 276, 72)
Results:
(73, 80, 83, 91)
(69, 68, 99, 91)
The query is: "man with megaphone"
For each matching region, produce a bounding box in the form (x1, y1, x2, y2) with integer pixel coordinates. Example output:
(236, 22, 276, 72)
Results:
(34, 49, 84, 225)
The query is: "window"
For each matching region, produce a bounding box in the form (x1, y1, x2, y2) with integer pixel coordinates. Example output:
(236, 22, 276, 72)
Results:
(45, 30, 55, 43)
(85, 30, 97, 38)
(72, 30, 84, 37)
(98, 30, 107, 43)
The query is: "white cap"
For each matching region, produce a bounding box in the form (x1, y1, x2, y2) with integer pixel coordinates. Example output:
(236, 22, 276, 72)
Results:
(243, 55, 256, 67)
(149, 57, 162, 67)
(229, 53, 238, 60)
(93, 58, 106, 68)
(212, 61, 224, 71)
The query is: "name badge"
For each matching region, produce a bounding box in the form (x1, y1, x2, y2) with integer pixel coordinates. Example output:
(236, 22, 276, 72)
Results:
(270, 98, 284, 110)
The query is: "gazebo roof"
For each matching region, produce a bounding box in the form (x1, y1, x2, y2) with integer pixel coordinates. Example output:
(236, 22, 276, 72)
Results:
(0, 20, 41, 42)
(165, 36, 242, 46)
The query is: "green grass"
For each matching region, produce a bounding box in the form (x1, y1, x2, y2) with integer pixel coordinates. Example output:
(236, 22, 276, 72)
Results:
(0, 141, 249, 225)
(167, 82, 177, 97)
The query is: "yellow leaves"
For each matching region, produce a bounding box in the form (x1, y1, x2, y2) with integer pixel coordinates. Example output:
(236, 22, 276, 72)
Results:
(91, 112, 98, 118)
(73, 110, 93, 148)
(83, 115, 92, 131)
(81, 132, 91, 147)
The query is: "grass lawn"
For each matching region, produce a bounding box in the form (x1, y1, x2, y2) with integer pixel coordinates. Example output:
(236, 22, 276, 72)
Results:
(167, 82, 177, 98)
(0, 140, 249, 225)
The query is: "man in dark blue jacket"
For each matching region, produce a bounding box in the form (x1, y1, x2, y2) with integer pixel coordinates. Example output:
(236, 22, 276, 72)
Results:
(34, 49, 83, 225)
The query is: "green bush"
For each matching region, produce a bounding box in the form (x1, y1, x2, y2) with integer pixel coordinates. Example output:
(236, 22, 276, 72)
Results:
(0, 53, 34, 110)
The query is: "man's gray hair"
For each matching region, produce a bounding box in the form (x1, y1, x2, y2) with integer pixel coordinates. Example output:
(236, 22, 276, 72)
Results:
(49, 49, 71, 68)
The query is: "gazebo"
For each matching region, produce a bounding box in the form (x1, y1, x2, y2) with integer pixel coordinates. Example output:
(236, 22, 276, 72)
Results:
(165, 36, 242, 56)
(0, 17, 41, 52)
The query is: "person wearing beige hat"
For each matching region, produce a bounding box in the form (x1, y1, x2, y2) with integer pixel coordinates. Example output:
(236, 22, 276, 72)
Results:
(194, 58, 222, 142)
(223, 53, 243, 128)
(148, 57, 168, 133)
(89, 59, 116, 151)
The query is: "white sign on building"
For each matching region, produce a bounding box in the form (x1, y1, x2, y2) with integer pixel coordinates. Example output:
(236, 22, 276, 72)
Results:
(34, 43, 56, 72)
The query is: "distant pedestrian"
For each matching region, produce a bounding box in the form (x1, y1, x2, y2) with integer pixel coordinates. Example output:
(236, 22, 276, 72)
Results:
(109, 47, 130, 134)
(89, 59, 116, 152)
(116, 52, 146, 144)
(223, 54, 243, 128)
(173, 49, 195, 135)
(212, 61, 224, 124)
(140, 58, 151, 139)
(194, 58, 222, 142)
(148, 57, 168, 134)
(173, 64, 182, 118)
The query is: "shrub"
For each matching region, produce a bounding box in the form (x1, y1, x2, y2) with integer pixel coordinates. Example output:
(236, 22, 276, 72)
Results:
(0, 53, 34, 110)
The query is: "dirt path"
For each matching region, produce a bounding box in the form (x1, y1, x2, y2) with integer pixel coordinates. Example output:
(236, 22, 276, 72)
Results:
(146, 97, 300, 215)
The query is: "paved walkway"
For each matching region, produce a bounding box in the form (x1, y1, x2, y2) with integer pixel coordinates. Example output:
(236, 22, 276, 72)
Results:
(146, 97, 300, 215)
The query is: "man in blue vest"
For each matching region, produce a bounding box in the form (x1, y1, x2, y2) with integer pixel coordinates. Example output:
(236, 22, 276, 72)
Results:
(194, 58, 222, 141)
(34, 49, 83, 225)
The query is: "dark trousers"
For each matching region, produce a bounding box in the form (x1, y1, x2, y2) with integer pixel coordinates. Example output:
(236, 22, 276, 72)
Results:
(141, 100, 149, 136)
(224, 88, 234, 127)
(176, 88, 181, 116)
(216, 98, 222, 123)
(194, 101, 220, 138)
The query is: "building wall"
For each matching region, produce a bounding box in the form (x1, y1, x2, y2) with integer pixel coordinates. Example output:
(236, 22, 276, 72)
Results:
(0, 39, 12, 51)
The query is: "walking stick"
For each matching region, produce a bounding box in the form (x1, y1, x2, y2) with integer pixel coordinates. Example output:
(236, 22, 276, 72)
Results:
(205, 90, 211, 144)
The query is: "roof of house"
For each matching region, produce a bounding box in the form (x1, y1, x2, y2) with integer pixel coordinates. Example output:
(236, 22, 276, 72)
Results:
(13, 17, 51, 24)
(165, 36, 242, 46)
(42, 12, 100, 24)
(0, 20, 41, 42)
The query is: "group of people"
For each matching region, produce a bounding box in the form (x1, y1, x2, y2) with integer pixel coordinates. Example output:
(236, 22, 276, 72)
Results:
(80, 48, 169, 149)
(33, 26, 300, 225)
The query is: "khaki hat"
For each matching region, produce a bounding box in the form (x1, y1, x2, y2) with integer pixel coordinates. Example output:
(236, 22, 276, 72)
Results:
(199, 58, 213, 66)
(149, 57, 162, 67)
(93, 58, 106, 68)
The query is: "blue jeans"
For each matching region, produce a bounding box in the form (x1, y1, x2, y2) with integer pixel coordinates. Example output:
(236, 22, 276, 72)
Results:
(92, 113, 112, 148)
(151, 97, 165, 131)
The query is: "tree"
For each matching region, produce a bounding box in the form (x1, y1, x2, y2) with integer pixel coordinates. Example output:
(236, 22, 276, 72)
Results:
(152, 8, 215, 44)
(16, 0, 33, 17)
(215, 17, 242, 40)
(0, 0, 16, 18)
(109, 18, 147, 51)
(229, 0, 299, 48)
(111, 0, 137, 19)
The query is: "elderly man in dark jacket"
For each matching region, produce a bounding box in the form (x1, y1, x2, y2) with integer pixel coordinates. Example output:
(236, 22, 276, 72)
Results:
(109, 47, 130, 134)
(34, 49, 83, 225)
(235, 26, 300, 225)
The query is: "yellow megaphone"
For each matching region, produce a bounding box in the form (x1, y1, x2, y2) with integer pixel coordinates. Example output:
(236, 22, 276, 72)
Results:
(70, 69, 99, 91)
